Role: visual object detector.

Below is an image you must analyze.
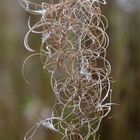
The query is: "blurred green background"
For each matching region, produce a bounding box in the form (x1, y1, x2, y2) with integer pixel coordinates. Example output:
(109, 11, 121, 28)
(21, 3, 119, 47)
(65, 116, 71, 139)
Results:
(0, 0, 140, 140)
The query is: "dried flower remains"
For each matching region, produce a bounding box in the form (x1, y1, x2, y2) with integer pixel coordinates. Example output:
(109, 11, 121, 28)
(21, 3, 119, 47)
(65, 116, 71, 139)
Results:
(20, 0, 113, 140)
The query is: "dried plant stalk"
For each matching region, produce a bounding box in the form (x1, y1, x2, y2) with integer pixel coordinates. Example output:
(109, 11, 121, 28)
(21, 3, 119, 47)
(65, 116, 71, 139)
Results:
(20, 0, 112, 140)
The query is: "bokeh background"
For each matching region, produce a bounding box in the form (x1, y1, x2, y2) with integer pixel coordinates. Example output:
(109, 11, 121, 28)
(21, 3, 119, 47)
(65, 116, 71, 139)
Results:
(0, 0, 140, 140)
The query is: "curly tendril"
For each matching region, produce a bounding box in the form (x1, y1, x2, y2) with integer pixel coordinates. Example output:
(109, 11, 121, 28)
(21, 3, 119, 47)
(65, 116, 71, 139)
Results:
(20, 0, 113, 140)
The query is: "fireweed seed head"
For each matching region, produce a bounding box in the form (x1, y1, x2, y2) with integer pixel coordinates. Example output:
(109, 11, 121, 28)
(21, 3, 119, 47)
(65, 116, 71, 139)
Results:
(20, 0, 113, 140)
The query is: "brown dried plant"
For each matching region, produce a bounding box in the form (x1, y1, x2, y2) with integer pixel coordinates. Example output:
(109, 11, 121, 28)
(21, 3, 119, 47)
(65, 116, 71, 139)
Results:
(20, 0, 113, 140)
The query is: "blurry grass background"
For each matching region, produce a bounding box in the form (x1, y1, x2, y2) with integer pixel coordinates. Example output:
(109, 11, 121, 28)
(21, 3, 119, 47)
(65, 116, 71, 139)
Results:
(0, 0, 140, 140)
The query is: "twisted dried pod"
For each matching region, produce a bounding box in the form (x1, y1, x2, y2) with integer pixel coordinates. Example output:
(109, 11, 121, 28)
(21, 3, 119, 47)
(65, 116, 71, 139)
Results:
(20, 0, 112, 140)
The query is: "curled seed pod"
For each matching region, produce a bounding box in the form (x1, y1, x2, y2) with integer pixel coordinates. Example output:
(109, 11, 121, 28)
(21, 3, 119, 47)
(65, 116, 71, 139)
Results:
(20, 0, 113, 140)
